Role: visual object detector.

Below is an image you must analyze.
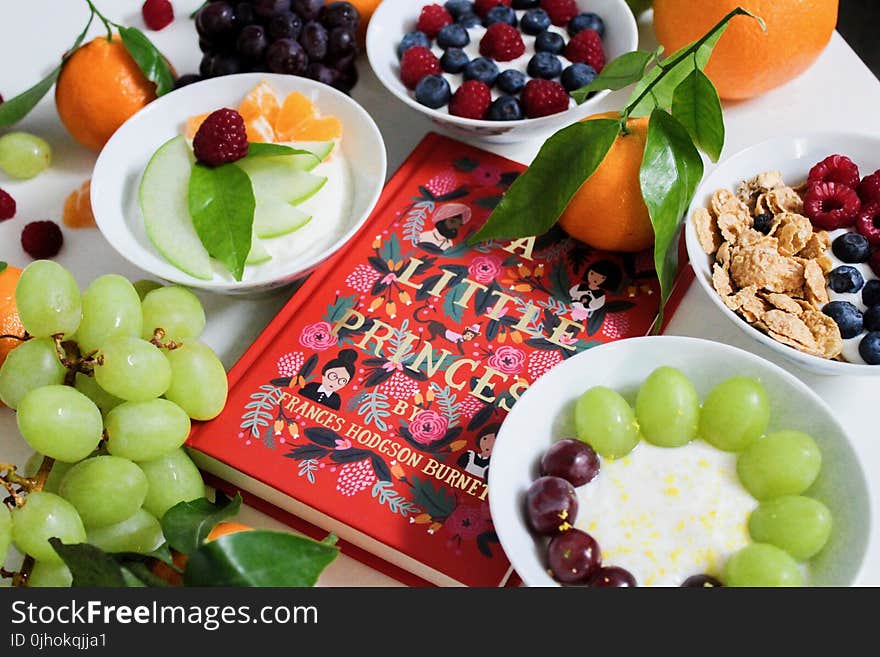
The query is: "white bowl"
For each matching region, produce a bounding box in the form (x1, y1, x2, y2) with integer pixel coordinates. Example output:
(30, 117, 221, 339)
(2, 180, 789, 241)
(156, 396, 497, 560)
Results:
(92, 73, 387, 296)
(489, 337, 871, 587)
(685, 132, 880, 376)
(366, 0, 638, 144)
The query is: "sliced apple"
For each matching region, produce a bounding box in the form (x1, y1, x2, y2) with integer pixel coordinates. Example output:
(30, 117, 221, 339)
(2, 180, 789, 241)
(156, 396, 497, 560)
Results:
(253, 196, 312, 239)
(287, 140, 335, 171)
(246, 235, 272, 265)
(237, 158, 327, 206)
(139, 136, 213, 280)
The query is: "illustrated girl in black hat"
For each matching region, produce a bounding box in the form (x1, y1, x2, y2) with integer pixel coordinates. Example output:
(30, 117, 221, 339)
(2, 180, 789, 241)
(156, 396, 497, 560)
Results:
(456, 423, 500, 481)
(569, 260, 622, 323)
(298, 349, 358, 411)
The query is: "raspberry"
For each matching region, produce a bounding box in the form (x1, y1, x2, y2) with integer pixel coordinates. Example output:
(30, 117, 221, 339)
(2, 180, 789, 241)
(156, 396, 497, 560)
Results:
(521, 78, 570, 118)
(400, 46, 441, 89)
(475, 0, 511, 18)
(449, 80, 492, 119)
(856, 202, 880, 245)
(417, 4, 453, 38)
(21, 221, 63, 259)
(858, 170, 880, 204)
(565, 29, 605, 71)
(142, 0, 174, 31)
(808, 154, 860, 189)
(192, 108, 249, 166)
(0, 188, 15, 221)
(541, 0, 578, 26)
(479, 23, 525, 62)
(803, 181, 861, 230)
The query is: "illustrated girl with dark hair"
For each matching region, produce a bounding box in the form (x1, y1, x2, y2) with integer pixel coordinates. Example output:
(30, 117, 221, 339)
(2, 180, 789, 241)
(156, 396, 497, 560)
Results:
(298, 349, 358, 411)
(569, 259, 622, 323)
(456, 423, 500, 481)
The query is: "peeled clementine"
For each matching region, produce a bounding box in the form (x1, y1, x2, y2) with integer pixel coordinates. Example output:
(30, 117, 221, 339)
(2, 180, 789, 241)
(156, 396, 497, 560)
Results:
(558, 113, 654, 253)
(653, 0, 838, 100)
(56, 36, 159, 151)
(62, 180, 96, 229)
(0, 264, 25, 369)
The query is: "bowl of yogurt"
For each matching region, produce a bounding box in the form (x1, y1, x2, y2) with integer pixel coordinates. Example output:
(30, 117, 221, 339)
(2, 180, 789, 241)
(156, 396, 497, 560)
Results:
(488, 336, 872, 586)
(92, 73, 387, 296)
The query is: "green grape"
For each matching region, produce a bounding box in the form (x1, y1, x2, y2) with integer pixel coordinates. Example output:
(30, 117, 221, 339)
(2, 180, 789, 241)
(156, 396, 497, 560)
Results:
(722, 543, 805, 587)
(164, 341, 228, 420)
(58, 456, 148, 528)
(139, 448, 205, 519)
(575, 386, 640, 459)
(0, 504, 11, 559)
(737, 431, 822, 500)
(0, 131, 52, 179)
(11, 491, 86, 564)
(635, 367, 699, 448)
(749, 495, 832, 561)
(74, 372, 123, 414)
(699, 376, 770, 452)
(28, 561, 72, 587)
(75, 275, 143, 354)
(24, 453, 74, 495)
(86, 509, 163, 554)
(105, 398, 191, 462)
(133, 279, 163, 300)
(0, 337, 66, 409)
(15, 260, 82, 338)
(94, 337, 171, 401)
(17, 385, 102, 463)
(141, 286, 206, 342)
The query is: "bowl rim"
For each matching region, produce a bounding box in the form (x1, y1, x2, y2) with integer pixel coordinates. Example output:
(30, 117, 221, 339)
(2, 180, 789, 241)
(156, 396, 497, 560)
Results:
(684, 130, 880, 375)
(488, 335, 872, 587)
(91, 72, 388, 291)
(365, 0, 639, 131)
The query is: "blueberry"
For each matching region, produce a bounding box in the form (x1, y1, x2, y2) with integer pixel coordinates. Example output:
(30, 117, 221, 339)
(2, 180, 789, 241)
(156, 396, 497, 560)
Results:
(512, 0, 539, 8)
(415, 74, 452, 109)
(832, 232, 871, 263)
(860, 331, 880, 364)
(863, 279, 880, 307)
(440, 47, 470, 73)
(457, 11, 481, 28)
(437, 23, 470, 48)
(535, 30, 566, 55)
(823, 300, 865, 339)
(444, 0, 474, 19)
(828, 265, 865, 294)
(497, 69, 527, 94)
(464, 56, 499, 86)
(561, 63, 597, 92)
(484, 5, 517, 27)
(488, 95, 524, 121)
(398, 31, 430, 59)
(527, 52, 562, 79)
(865, 305, 880, 332)
(753, 213, 774, 234)
(569, 12, 605, 37)
(520, 8, 551, 34)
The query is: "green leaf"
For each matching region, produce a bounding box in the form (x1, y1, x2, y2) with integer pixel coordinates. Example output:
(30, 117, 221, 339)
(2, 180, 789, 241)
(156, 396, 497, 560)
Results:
(571, 50, 656, 102)
(183, 530, 339, 586)
(469, 118, 620, 243)
(118, 26, 175, 97)
(188, 163, 256, 281)
(246, 143, 319, 162)
(321, 533, 339, 547)
(672, 68, 725, 162)
(639, 108, 704, 325)
(119, 561, 170, 587)
(0, 262, 7, 274)
(161, 493, 243, 555)
(49, 539, 128, 587)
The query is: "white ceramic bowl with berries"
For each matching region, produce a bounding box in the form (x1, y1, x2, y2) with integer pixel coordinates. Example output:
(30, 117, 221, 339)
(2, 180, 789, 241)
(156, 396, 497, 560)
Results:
(366, 0, 638, 144)
(488, 336, 871, 586)
(685, 132, 880, 376)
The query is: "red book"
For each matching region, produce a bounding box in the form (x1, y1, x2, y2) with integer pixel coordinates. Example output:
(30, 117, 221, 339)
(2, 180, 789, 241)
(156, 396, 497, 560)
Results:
(188, 133, 693, 587)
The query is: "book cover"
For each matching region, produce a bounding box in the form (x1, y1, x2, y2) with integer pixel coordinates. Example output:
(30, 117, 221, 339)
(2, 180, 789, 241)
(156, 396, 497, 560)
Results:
(187, 132, 691, 587)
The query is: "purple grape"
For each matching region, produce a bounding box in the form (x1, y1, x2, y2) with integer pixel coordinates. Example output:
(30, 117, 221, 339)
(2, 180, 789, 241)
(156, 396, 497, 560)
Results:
(327, 27, 356, 57)
(307, 62, 342, 87)
(268, 10, 303, 40)
(237, 24, 268, 60)
(525, 476, 578, 535)
(320, 1, 360, 30)
(325, 51, 356, 71)
(174, 74, 202, 89)
(540, 439, 600, 487)
(234, 2, 255, 27)
(334, 65, 358, 93)
(588, 566, 637, 587)
(198, 36, 215, 54)
(265, 38, 308, 75)
(199, 53, 216, 77)
(300, 20, 328, 60)
(681, 574, 723, 588)
(254, 0, 291, 19)
(209, 53, 244, 76)
(292, 0, 324, 20)
(547, 529, 601, 584)
(196, 2, 237, 38)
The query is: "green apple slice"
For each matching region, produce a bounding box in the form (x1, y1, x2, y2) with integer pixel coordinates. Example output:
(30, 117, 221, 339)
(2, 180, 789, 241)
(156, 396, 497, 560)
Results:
(253, 196, 312, 238)
(288, 141, 335, 171)
(139, 136, 213, 280)
(246, 236, 272, 265)
(237, 158, 327, 205)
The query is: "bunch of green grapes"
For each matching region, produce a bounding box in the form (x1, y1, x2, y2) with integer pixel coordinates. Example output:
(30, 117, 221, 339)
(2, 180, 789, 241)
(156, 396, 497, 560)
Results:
(0, 260, 229, 587)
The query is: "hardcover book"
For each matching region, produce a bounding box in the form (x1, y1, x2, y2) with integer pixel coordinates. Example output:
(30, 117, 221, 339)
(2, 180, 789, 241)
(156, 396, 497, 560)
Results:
(188, 132, 691, 587)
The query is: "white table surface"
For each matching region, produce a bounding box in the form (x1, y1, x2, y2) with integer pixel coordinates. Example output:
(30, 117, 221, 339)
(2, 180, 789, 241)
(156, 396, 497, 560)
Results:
(1, 0, 877, 587)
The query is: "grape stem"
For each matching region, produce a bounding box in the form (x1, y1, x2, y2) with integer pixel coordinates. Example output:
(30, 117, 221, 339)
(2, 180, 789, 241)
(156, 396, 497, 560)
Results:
(0, 457, 54, 587)
(52, 334, 100, 382)
(150, 328, 181, 351)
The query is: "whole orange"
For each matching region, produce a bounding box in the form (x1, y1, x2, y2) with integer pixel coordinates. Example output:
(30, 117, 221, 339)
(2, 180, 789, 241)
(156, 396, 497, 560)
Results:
(349, 0, 382, 43)
(206, 521, 253, 541)
(0, 264, 25, 369)
(558, 113, 654, 253)
(151, 522, 253, 585)
(55, 36, 158, 151)
(653, 0, 838, 100)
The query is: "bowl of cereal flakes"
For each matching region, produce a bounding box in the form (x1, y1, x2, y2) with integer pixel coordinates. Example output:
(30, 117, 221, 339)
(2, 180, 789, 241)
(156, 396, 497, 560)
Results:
(685, 133, 880, 376)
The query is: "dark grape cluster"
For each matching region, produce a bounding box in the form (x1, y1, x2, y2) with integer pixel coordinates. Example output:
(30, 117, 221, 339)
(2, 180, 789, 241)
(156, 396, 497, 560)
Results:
(193, 0, 360, 93)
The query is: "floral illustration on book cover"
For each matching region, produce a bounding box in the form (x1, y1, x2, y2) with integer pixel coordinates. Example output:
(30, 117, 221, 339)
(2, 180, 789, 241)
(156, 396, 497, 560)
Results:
(195, 137, 665, 586)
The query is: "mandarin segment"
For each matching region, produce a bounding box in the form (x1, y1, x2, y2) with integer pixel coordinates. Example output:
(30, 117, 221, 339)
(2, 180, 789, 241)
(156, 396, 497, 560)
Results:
(62, 180, 96, 229)
(291, 116, 343, 141)
(185, 113, 210, 140)
(274, 92, 316, 141)
(244, 115, 276, 144)
(238, 80, 281, 125)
